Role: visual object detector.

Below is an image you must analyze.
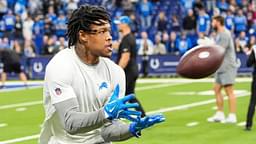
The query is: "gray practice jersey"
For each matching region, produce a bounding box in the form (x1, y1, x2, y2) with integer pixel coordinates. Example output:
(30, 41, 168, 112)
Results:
(215, 28, 238, 72)
(39, 47, 131, 144)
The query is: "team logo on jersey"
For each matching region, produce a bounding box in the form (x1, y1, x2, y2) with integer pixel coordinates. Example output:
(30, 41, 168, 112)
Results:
(55, 88, 62, 95)
(99, 82, 108, 90)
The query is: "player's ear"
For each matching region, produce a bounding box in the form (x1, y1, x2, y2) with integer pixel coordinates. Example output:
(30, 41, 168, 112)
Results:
(78, 30, 88, 43)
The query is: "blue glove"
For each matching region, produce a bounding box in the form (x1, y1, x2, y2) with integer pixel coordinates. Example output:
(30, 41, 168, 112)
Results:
(104, 84, 142, 121)
(129, 114, 165, 137)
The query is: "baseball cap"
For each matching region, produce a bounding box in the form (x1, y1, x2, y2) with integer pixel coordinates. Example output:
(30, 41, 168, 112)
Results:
(114, 16, 131, 25)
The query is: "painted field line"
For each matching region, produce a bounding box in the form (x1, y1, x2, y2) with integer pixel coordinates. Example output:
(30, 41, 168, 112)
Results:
(0, 134, 39, 144)
(147, 92, 250, 115)
(0, 91, 250, 143)
(137, 77, 251, 83)
(0, 82, 190, 111)
(0, 101, 42, 110)
(136, 82, 189, 91)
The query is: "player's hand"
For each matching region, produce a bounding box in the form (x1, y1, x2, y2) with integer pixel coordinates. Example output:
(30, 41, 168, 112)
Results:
(104, 84, 141, 121)
(129, 114, 165, 137)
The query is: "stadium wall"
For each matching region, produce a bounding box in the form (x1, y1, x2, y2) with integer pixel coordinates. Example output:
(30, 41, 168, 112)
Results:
(1, 53, 252, 80)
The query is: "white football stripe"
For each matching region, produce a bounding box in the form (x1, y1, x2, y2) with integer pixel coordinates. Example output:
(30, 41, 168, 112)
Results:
(0, 123, 7, 128)
(186, 122, 199, 127)
(16, 107, 27, 112)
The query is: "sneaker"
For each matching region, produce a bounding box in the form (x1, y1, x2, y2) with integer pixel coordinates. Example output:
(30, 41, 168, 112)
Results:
(245, 126, 252, 131)
(207, 111, 225, 123)
(224, 113, 237, 124)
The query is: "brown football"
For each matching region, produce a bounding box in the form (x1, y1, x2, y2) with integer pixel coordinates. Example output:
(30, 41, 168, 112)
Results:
(176, 45, 225, 79)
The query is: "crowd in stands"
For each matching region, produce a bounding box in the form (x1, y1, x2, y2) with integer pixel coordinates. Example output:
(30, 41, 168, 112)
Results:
(0, 0, 256, 58)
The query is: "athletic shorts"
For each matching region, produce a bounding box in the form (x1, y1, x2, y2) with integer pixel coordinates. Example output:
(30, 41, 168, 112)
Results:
(215, 67, 237, 85)
(3, 63, 21, 73)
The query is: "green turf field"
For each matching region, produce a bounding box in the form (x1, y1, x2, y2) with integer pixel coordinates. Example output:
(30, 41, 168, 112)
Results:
(0, 78, 255, 144)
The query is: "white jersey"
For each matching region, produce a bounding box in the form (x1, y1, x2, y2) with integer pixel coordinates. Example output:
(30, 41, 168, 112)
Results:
(39, 47, 126, 144)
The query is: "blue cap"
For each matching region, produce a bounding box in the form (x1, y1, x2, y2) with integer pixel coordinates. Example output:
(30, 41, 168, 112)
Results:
(114, 16, 131, 25)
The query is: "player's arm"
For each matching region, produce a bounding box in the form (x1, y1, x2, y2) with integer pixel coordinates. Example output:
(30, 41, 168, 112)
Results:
(54, 85, 141, 135)
(101, 114, 165, 142)
(118, 52, 130, 69)
(101, 120, 133, 141)
(118, 38, 132, 69)
(54, 98, 109, 134)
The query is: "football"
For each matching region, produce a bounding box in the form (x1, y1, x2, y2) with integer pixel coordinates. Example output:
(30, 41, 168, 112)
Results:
(176, 45, 225, 79)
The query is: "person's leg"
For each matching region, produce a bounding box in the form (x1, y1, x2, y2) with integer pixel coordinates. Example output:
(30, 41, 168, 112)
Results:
(214, 83, 224, 112)
(246, 77, 256, 129)
(0, 72, 7, 88)
(208, 82, 225, 122)
(19, 72, 28, 87)
(223, 84, 237, 123)
(224, 84, 236, 113)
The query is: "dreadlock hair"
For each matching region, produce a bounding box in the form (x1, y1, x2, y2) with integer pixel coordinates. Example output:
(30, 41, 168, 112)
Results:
(67, 5, 111, 47)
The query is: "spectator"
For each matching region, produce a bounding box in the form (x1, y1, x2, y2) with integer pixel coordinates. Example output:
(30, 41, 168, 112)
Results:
(217, 0, 229, 12)
(14, 0, 27, 20)
(138, 0, 153, 30)
(176, 32, 192, 55)
(153, 34, 167, 55)
(2, 9, 16, 39)
(170, 14, 181, 34)
(168, 31, 178, 54)
(234, 8, 247, 35)
(193, 0, 204, 14)
(181, 0, 195, 11)
(22, 15, 34, 41)
(0, 0, 8, 19)
(205, 0, 216, 13)
(44, 17, 55, 36)
(137, 31, 154, 56)
(129, 13, 139, 36)
(155, 11, 167, 34)
(0, 37, 11, 49)
(23, 39, 36, 57)
(197, 8, 211, 35)
(27, 0, 43, 17)
(55, 11, 67, 38)
(161, 31, 169, 50)
(235, 31, 248, 53)
(225, 9, 234, 32)
(183, 9, 197, 35)
(52, 37, 67, 54)
(137, 31, 153, 77)
(14, 15, 23, 40)
(46, 6, 57, 22)
(244, 35, 256, 55)
(0, 19, 4, 37)
(33, 14, 45, 55)
(43, 35, 56, 55)
(246, 4, 255, 29)
(67, 0, 78, 13)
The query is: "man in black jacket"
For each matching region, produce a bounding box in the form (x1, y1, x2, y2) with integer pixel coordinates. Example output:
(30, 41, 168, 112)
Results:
(245, 46, 256, 131)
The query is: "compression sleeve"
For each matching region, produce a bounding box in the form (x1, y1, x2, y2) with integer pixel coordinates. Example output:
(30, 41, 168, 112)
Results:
(54, 98, 110, 134)
(101, 120, 133, 142)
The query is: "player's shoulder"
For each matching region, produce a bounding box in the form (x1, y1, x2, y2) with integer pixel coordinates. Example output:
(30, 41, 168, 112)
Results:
(46, 48, 73, 70)
(101, 57, 124, 73)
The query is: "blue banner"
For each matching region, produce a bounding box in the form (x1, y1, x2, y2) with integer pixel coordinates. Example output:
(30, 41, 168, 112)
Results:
(22, 53, 253, 79)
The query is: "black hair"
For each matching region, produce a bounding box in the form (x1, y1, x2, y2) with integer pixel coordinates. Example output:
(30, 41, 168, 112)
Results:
(67, 5, 111, 47)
